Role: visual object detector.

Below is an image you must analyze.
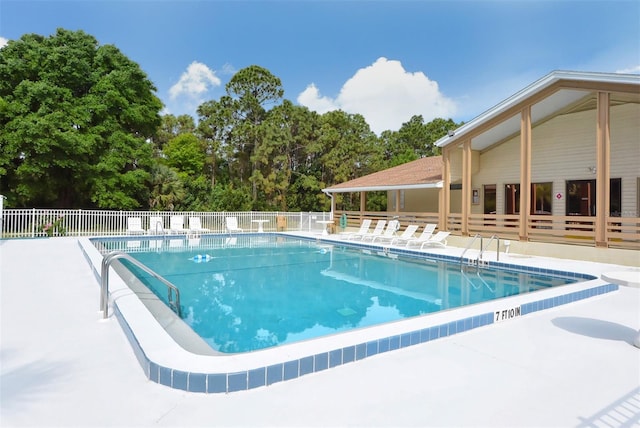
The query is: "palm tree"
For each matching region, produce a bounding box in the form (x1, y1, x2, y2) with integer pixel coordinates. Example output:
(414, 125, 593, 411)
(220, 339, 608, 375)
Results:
(148, 164, 186, 210)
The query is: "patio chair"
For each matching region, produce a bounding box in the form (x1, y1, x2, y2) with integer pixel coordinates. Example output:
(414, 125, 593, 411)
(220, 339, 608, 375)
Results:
(419, 231, 450, 249)
(188, 217, 211, 233)
(371, 220, 401, 243)
(188, 235, 201, 247)
(340, 219, 372, 240)
(388, 224, 419, 246)
(225, 216, 243, 234)
(148, 216, 165, 235)
(126, 217, 145, 235)
(169, 238, 184, 248)
(358, 220, 387, 241)
(169, 215, 188, 234)
(404, 224, 437, 247)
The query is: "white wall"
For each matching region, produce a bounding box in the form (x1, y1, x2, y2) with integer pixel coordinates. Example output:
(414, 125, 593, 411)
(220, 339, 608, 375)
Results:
(466, 102, 638, 216)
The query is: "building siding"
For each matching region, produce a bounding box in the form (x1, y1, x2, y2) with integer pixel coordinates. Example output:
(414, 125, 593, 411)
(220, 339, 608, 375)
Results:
(460, 102, 639, 216)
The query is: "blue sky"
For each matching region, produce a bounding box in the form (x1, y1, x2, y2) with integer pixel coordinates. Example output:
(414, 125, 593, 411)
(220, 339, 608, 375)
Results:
(1, 0, 639, 134)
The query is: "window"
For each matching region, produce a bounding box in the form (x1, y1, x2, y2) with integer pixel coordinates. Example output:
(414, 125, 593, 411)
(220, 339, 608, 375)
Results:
(484, 185, 496, 214)
(610, 179, 621, 217)
(505, 184, 520, 215)
(566, 179, 621, 216)
(532, 183, 552, 215)
(505, 182, 552, 215)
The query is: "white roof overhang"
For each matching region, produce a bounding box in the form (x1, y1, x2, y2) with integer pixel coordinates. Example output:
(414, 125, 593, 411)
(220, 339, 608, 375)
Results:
(435, 70, 640, 152)
(323, 181, 443, 194)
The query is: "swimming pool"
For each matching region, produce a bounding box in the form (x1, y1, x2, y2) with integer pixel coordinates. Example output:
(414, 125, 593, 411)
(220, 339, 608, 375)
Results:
(98, 235, 579, 353)
(83, 234, 613, 393)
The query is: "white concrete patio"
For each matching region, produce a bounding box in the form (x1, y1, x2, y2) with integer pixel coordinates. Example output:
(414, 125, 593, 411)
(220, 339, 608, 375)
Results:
(1, 237, 638, 427)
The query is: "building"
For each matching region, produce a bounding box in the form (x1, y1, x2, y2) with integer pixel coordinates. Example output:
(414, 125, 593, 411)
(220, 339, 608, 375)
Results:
(323, 71, 640, 250)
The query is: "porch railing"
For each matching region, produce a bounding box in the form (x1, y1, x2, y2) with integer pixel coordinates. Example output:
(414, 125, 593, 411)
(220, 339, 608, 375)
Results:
(0, 209, 332, 239)
(464, 213, 639, 249)
(334, 210, 440, 232)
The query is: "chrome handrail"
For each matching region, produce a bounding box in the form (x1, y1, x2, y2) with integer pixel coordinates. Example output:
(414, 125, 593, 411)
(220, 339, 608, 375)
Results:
(100, 251, 181, 319)
(460, 234, 481, 266)
(479, 234, 500, 262)
(461, 266, 495, 292)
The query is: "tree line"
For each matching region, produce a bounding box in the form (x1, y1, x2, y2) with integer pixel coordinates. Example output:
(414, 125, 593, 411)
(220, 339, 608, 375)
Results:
(0, 28, 461, 212)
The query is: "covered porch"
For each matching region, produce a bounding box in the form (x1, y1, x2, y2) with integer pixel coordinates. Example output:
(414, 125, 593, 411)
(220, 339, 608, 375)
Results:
(324, 71, 640, 251)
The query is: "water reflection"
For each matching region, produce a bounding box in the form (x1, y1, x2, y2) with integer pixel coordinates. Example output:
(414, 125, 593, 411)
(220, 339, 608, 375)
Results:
(106, 236, 576, 353)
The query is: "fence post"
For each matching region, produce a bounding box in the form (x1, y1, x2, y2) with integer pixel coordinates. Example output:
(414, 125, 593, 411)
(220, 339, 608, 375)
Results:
(0, 195, 4, 239)
(31, 208, 36, 238)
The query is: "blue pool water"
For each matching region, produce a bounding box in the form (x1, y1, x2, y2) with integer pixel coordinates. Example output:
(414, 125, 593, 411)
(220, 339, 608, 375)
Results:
(98, 235, 578, 353)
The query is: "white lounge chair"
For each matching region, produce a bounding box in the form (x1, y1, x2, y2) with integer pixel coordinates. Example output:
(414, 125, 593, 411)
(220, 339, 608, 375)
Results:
(389, 224, 419, 246)
(404, 224, 437, 247)
(188, 217, 210, 233)
(341, 219, 372, 240)
(169, 238, 184, 248)
(148, 216, 165, 235)
(371, 220, 401, 243)
(225, 216, 243, 234)
(170, 215, 188, 234)
(419, 231, 450, 249)
(126, 217, 145, 235)
(188, 235, 201, 247)
(359, 220, 387, 241)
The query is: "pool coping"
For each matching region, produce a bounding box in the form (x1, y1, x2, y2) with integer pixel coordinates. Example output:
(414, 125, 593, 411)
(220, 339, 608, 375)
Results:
(78, 234, 618, 394)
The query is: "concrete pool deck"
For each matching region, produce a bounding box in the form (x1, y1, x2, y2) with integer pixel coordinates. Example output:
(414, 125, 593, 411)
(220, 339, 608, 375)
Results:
(1, 236, 639, 427)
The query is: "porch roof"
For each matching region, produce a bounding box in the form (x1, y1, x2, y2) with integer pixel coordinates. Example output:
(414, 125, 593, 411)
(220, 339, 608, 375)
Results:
(435, 70, 640, 152)
(323, 156, 443, 194)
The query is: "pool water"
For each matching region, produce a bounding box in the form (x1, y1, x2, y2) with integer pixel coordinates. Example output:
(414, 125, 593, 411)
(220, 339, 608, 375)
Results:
(99, 235, 577, 353)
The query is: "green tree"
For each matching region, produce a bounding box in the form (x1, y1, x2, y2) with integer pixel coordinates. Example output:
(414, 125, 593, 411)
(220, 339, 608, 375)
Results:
(0, 29, 162, 208)
(225, 65, 284, 202)
(163, 133, 206, 178)
(381, 115, 457, 167)
(162, 133, 210, 210)
(148, 164, 185, 211)
(197, 96, 235, 187)
(154, 114, 196, 155)
(209, 183, 252, 211)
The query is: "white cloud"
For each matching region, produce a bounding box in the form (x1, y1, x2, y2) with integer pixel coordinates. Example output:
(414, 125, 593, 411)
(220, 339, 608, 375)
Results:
(0, 37, 8, 49)
(169, 61, 221, 101)
(166, 61, 222, 117)
(297, 84, 338, 114)
(220, 63, 236, 76)
(297, 57, 457, 134)
(616, 65, 640, 74)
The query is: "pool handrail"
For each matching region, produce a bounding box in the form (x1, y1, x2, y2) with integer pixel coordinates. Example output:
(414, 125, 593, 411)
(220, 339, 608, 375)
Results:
(100, 251, 181, 319)
(479, 234, 500, 262)
(460, 233, 481, 266)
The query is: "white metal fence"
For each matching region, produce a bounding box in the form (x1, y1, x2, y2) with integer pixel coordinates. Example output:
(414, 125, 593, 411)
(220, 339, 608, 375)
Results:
(0, 208, 333, 239)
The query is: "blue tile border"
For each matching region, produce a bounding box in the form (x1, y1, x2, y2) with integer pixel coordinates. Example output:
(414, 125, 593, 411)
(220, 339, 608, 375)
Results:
(110, 282, 618, 394)
(83, 236, 617, 395)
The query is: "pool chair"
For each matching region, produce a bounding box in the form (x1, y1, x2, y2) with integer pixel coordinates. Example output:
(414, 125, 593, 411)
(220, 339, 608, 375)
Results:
(169, 238, 184, 248)
(126, 217, 145, 235)
(340, 219, 372, 240)
(188, 217, 210, 233)
(225, 216, 243, 234)
(358, 219, 387, 241)
(148, 216, 165, 235)
(419, 231, 450, 249)
(169, 215, 189, 234)
(388, 224, 419, 246)
(371, 220, 401, 243)
(188, 235, 201, 247)
(404, 223, 437, 247)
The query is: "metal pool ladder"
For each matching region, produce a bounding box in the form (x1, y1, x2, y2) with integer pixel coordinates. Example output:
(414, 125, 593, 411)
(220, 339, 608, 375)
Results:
(460, 233, 501, 268)
(100, 251, 181, 319)
(460, 234, 481, 267)
(459, 234, 497, 293)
